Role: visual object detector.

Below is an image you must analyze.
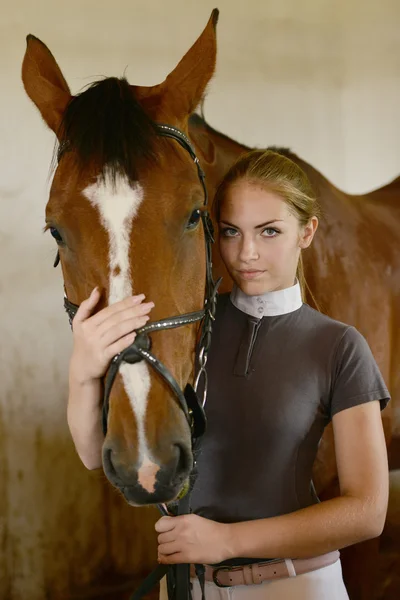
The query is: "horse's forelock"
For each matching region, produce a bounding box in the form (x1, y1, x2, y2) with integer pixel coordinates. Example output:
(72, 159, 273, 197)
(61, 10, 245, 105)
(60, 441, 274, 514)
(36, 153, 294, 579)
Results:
(56, 77, 158, 183)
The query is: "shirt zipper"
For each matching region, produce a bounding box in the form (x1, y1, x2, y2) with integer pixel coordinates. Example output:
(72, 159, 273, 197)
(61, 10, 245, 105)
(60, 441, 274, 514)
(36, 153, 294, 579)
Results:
(245, 318, 263, 375)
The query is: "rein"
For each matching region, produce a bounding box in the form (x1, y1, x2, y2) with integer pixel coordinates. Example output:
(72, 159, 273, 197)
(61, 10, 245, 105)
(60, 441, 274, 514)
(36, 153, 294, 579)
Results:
(55, 123, 220, 599)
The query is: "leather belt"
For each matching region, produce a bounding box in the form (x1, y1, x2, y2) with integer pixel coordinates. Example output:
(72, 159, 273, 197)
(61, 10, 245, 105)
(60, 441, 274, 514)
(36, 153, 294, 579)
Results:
(190, 550, 340, 587)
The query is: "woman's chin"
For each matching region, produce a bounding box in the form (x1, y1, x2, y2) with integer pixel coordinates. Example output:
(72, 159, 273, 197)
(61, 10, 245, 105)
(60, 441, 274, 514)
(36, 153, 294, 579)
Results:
(235, 277, 270, 296)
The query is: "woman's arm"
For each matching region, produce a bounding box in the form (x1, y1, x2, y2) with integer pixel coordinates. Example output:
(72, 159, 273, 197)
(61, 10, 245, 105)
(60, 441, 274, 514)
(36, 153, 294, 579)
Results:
(67, 376, 104, 470)
(157, 400, 389, 565)
(67, 287, 154, 470)
(227, 400, 388, 559)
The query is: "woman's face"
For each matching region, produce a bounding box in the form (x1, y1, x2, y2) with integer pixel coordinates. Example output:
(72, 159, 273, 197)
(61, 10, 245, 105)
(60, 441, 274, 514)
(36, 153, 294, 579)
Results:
(218, 179, 317, 296)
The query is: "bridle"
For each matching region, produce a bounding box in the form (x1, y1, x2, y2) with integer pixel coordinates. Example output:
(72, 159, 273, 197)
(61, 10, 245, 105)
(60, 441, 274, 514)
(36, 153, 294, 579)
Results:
(55, 123, 220, 599)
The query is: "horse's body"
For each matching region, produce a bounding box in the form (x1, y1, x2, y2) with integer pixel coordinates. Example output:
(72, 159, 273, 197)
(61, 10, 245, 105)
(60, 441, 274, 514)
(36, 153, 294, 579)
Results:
(22, 8, 399, 599)
(188, 113, 400, 599)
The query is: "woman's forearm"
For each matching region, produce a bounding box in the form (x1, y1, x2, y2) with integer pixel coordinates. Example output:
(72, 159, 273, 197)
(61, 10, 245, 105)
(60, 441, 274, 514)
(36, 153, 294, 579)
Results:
(226, 495, 385, 560)
(67, 375, 104, 470)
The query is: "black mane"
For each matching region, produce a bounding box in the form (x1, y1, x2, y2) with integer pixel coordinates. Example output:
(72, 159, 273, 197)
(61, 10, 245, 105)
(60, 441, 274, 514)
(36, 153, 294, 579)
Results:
(57, 77, 157, 182)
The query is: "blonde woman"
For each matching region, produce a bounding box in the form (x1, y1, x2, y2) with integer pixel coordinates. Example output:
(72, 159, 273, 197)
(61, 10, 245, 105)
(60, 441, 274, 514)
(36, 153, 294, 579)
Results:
(68, 150, 390, 599)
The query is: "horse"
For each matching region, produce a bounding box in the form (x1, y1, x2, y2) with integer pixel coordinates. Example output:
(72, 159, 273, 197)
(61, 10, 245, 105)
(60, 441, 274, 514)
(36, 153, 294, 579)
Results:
(22, 10, 220, 511)
(22, 8, 399, 599)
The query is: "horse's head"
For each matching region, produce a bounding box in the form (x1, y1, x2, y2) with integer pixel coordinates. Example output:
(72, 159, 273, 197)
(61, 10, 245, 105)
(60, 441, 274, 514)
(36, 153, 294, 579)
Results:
(22, 10, 219, 505)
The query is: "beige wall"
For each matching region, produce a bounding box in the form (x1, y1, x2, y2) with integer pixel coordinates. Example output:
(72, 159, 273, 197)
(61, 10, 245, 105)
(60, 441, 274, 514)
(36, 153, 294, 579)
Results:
(1, 1, 399, 597)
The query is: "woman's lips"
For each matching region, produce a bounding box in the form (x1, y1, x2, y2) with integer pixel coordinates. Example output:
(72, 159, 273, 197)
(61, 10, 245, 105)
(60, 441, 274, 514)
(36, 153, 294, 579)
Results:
(237, 269, 265, 280)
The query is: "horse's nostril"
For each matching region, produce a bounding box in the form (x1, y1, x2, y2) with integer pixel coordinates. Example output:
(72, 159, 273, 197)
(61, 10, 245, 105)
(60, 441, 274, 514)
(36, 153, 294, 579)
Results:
(174, 443, 192, 478)
(103, 448, 117, 477)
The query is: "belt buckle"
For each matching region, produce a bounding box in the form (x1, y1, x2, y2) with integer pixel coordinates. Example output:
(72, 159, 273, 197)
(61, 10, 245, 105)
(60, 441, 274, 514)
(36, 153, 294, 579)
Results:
(212, 566, 236, 588)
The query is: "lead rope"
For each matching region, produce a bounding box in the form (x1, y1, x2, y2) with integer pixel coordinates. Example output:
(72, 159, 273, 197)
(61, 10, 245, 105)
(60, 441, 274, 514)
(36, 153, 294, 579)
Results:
(194, 565, 206, 600)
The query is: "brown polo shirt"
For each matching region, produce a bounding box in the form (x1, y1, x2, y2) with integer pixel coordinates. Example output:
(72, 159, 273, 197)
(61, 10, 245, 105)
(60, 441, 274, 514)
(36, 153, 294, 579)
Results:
(190, 286, 390, 526)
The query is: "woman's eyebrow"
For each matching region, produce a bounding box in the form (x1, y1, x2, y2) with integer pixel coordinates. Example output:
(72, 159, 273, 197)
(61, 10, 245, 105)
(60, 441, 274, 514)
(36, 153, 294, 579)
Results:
(254, 219, 284, 229)
(219, 219, 284, 229)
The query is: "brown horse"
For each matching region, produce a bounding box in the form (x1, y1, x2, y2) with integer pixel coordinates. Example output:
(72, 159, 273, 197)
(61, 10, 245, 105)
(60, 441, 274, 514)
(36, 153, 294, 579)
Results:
(22, 8, 399, 600)
(22, 10, 219, 507)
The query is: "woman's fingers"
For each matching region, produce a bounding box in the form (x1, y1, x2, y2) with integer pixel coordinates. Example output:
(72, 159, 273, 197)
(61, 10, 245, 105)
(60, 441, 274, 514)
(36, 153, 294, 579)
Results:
(74, 287, 101, 323)
(90, 294, 147, 327)
(105, 331, 138, 360)
(158, 541, 180, 556)
(157, 531, 176, 545)
(98, 301, 154, 336)
(101, 315, 151, 348)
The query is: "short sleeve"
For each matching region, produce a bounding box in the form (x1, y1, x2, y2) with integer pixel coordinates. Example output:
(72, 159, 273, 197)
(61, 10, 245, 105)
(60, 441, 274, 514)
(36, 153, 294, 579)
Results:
(330, 326, 390, 419)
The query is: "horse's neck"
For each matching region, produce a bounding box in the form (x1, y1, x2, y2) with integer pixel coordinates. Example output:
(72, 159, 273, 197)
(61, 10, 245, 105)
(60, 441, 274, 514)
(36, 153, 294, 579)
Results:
(209, 132, 247, 183)
(189, 116, 249, 188)
(189, 116, 339, 209)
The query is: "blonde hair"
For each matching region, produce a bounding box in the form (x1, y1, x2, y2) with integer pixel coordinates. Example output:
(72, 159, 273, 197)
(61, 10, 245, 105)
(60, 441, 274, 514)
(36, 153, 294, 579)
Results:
(213, 149, 320, 305)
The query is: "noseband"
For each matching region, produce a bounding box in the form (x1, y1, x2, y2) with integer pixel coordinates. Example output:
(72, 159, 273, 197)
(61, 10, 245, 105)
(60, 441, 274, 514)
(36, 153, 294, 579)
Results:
(57, 123, 219, 442)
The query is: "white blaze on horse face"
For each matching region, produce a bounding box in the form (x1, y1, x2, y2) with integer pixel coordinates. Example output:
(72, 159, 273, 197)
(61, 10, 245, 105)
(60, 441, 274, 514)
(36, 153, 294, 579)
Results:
(83, 171, 159, 492)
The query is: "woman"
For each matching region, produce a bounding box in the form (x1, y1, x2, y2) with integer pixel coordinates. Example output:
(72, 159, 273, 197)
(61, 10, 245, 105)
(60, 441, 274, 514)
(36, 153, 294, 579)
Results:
(67, 150, 390, 599)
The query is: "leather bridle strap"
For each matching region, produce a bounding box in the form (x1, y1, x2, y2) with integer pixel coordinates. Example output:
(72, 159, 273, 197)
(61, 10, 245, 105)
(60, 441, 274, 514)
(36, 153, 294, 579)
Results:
(156, 123, 208, 204)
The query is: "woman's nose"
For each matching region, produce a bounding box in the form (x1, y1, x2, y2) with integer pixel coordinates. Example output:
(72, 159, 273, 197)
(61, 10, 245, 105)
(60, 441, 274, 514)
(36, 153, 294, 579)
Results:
(239, 238, 259, 262)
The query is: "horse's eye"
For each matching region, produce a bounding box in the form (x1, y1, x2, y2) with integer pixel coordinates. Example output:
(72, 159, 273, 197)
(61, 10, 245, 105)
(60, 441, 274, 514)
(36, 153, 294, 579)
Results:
(186, 209, 201, 230)
(49, 227, 63, 244)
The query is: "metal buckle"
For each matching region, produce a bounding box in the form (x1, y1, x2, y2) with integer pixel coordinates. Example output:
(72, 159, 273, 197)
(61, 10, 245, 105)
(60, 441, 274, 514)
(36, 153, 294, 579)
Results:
(212, 566, 241, 588)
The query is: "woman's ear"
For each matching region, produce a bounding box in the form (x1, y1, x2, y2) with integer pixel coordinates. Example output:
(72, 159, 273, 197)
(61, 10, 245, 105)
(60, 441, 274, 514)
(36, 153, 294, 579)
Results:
(299, 216, 318, 249)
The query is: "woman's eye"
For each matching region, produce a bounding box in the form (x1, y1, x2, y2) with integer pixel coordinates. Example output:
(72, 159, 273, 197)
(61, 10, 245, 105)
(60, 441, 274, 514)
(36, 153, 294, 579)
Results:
(186, 209, 201, 230)
(220, 227, 238, 237)
(49, 227, 63, 244)
(262, 227, 279, 237)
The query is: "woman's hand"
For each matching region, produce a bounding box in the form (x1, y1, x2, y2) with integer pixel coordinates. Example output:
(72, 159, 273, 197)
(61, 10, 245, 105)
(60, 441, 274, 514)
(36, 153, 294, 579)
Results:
(69, 287, 154, 384)
(156, 514, 234, 565)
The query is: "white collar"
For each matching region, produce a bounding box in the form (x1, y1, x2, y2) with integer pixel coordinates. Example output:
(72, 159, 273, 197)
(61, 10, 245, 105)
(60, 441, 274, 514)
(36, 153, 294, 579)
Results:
(230, 280, 303, 318)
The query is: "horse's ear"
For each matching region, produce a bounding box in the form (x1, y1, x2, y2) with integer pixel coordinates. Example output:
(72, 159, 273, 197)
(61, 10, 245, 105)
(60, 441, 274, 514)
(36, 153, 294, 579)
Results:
(133, 9, 219, 124)
(22, 35, 71, 135)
